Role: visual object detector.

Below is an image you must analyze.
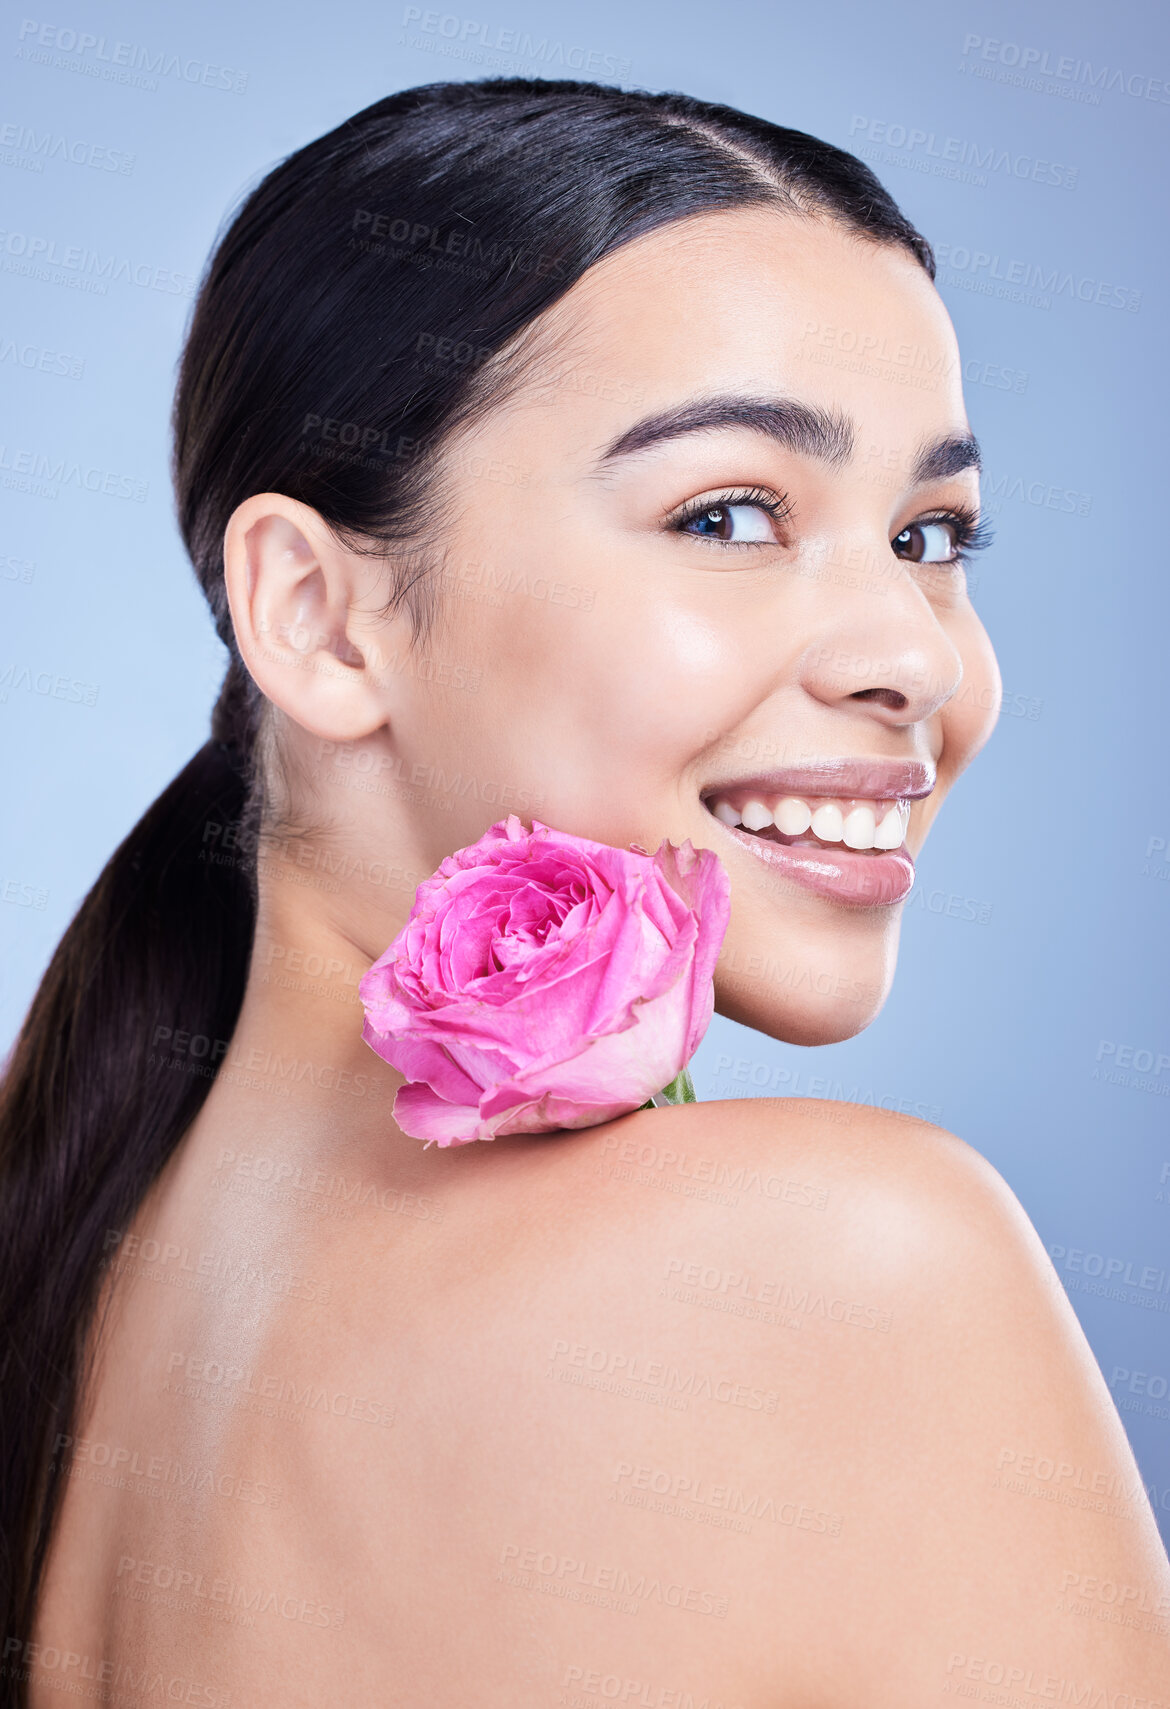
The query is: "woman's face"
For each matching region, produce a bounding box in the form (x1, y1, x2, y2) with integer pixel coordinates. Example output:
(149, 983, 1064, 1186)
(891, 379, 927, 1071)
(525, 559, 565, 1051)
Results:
(342, 207, 1000, 1045)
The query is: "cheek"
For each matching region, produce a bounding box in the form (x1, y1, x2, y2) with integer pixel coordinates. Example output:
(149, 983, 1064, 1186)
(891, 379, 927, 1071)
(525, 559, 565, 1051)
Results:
(606, 603, 800, 794)
(944, 607, 1002, 772)
(491, 569, 758, 765)
(615, 605, 746, 748)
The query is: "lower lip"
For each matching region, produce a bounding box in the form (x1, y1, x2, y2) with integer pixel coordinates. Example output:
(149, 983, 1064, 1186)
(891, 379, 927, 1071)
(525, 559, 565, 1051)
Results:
(716, 821, 915, 906)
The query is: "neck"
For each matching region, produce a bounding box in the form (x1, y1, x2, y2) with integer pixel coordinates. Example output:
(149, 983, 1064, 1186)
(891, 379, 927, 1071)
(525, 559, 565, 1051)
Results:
(184, 840, 523, 1200)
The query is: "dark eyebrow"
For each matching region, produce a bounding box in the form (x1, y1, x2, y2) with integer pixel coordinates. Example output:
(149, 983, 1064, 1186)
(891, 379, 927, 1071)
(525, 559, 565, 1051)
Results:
(911, 433, 982, 483)
(593, 393, 981, 487)
(594, 395, 854, 469)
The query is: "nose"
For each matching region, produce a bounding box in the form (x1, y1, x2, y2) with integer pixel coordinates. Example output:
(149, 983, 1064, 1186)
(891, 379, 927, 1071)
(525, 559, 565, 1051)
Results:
(795, 551, 964, 726)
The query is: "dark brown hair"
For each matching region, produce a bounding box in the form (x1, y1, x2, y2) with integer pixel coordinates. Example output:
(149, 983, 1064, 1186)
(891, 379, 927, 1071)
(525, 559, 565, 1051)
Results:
(0, 76, 932, 1686)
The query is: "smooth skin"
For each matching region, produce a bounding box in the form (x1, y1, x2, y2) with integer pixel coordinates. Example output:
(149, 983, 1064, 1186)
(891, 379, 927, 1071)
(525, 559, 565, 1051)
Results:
(33, 209, 1170, 1705)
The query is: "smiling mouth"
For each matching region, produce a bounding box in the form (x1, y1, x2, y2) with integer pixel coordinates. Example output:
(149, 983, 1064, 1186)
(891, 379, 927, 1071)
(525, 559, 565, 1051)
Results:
(699, 760, 934, 906)
(704, 789, 910, 852)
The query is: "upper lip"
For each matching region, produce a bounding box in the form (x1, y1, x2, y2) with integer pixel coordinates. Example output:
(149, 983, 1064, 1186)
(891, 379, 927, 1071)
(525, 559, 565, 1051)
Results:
(701, 758, 936, 803)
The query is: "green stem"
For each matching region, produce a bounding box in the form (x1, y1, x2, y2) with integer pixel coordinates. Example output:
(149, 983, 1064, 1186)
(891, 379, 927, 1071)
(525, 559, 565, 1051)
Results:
(637, 1066, 697, 1111)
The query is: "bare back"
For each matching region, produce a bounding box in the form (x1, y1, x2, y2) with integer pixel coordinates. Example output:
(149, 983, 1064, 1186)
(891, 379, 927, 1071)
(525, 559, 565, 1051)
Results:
(32, 1096, 1170, 1707)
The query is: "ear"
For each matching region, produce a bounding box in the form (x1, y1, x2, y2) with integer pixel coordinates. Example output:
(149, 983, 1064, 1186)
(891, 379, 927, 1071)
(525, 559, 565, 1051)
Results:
(223, 494, 405, 742)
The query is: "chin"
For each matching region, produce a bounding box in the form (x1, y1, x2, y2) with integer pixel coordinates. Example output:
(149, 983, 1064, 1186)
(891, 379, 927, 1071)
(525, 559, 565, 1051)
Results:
(713, 917, 896, 1047)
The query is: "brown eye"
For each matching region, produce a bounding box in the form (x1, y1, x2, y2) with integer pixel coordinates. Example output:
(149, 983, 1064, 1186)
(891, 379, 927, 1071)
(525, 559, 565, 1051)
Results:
(893, 521, 959, 564)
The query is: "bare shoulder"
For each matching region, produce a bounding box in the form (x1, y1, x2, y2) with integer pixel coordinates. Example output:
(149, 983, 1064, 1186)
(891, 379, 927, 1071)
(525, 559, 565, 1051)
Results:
(605, 1092, 1159, 1478)
(607, 1095, 1170, 1690)
(271, 1096, 1170, 1701)
(590, 1090, 1035, 1278)
(492, 1091, 1090, 1382)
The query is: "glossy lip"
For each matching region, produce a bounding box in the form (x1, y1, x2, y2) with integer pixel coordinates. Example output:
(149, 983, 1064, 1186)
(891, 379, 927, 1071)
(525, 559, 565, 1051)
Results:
(699, 756, 930, 907)
(715, 821, 916, 906)
(699, 757, 936, 805)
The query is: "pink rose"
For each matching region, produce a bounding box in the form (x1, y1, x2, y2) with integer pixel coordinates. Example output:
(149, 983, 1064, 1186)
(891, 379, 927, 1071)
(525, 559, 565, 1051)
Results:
(359, 816, 730, 1146)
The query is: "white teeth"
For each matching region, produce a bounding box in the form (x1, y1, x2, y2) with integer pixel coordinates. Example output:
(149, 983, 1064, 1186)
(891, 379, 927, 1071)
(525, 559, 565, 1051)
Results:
(842, 806, 877, 850)
(873, 804, 907, 849)
(774, 797, 813, 836)
(810, 803, 845, 843)
(740, 798, 774, 832)
(710, 790, 911, 851)
(712, 799, 742, 827)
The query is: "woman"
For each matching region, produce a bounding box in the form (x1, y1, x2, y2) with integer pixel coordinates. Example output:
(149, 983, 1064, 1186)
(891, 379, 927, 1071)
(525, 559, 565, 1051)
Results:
(3, 77, 1167, 1705)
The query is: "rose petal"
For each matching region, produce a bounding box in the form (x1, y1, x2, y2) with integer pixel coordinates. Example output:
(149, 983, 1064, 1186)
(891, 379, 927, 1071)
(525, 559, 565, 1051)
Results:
(359, 817, 731, 1147)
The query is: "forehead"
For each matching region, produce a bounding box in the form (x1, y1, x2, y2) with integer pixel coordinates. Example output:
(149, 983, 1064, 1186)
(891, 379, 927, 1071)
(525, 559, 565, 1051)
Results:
(523, 206, 967, 452)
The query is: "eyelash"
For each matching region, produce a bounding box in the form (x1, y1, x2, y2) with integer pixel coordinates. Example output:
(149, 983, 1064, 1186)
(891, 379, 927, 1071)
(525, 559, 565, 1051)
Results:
(668, 489, 995, 566)
(668, 486, 794, 545)
(909, 502, 995, 567)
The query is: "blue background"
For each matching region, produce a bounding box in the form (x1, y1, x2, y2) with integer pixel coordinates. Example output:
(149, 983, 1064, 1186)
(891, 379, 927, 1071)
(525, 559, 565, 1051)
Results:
(2, 0, 1167, 1539)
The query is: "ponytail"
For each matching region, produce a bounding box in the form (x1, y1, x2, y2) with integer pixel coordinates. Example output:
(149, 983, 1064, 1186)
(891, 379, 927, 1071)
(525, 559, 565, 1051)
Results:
(0, 76, 936, 1688)
(0, 663, 258, 1675)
